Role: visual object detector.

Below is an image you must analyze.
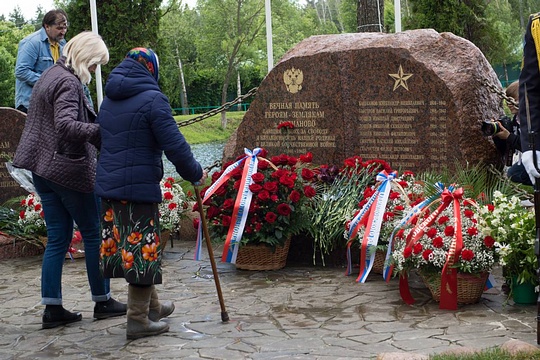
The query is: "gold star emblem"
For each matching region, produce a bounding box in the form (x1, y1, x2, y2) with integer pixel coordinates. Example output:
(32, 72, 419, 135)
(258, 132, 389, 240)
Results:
(389, 65, 413, 91)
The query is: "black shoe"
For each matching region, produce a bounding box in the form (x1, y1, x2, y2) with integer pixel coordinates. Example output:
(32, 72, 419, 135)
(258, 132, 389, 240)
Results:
(93, 297, 127, 319)
(42, 306, 82, 329)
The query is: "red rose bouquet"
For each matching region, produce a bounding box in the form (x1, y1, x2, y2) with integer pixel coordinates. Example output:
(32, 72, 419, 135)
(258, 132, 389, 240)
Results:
(197, 149, 317, 250)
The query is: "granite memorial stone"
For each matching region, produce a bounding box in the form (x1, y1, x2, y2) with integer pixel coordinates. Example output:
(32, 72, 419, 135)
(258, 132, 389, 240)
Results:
(224, 29, 502, 173)
(0, 107, 27, 204)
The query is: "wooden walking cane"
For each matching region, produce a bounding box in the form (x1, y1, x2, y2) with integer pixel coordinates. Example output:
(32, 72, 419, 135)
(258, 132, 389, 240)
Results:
(524, 85, 540, 344)
(194, 185, 230, 322)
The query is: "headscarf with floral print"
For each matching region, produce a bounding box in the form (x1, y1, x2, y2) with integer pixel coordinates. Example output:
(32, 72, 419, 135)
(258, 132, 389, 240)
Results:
(125, 47, 159, 81)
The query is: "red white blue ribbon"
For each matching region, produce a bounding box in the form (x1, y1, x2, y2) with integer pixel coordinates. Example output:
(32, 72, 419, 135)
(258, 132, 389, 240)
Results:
(346, 171, 396, 283)
(194, 148, 261, 262)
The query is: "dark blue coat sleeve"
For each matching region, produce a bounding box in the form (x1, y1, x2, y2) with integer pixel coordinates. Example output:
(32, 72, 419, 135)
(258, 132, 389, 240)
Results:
(150, 93, 203, 183)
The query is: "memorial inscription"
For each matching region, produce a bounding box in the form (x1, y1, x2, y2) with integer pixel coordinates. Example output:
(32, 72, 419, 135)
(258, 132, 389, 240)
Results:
(224, 29, 501, 174)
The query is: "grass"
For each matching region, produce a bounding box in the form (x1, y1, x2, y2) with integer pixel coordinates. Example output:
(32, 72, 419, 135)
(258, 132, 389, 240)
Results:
(174, 111, 245, 144)
(429, 348, 540, 360)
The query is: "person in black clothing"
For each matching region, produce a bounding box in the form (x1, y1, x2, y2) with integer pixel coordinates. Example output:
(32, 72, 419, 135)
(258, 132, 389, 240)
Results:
(520, 12, 540, 184)
(492, 81, 531, 186)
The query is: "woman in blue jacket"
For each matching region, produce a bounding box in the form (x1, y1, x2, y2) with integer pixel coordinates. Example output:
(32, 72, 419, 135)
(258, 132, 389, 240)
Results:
(96, 48, 206, 339)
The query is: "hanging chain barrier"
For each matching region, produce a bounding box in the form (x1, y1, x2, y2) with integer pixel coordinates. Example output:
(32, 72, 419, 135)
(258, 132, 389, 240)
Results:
(478, 75, 518, 108)
(176, 87, 258, 128)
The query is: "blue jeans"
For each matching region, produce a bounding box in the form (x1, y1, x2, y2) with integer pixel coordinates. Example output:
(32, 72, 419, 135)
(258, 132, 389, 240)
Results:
(33, 174, 110, 305)
(507, 162, 533, 186)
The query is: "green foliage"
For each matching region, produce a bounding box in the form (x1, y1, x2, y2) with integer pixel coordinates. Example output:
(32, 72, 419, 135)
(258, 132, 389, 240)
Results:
(64, 0, 162, 85)
(176, 111, 244, 144)
(418, 162, 527, 204)
(0, 21, 33, 107)
(430, 347, 540, 360)
(306, 166, 374, 265)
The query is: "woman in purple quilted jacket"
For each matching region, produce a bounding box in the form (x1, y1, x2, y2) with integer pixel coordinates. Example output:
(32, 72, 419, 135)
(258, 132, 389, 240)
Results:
(96, 48, 206, 339)
(12, 31, 126, 329)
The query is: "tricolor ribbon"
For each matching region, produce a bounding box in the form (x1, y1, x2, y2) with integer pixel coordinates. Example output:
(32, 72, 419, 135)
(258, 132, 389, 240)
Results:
(382, 182, 446, 282)
(345, 170, 396, 283)
(194, 148, 262, 262)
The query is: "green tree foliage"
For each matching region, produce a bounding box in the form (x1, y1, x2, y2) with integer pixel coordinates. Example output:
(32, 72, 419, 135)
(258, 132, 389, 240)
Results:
(0, 21, 34, 107)
(64, 0, 162, 82)
(197, 0, 266, 127)
(402, 0, 510, 64)
(8, 6, 26, 28)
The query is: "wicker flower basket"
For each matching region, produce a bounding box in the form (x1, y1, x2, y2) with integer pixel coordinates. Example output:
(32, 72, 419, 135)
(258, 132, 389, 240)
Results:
(235, 238, 291, 271)
(371, 250, 386, 274)
(419, 271, 489, 304)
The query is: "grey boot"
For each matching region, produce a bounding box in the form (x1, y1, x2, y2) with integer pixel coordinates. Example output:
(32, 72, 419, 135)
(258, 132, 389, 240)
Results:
(148, 285, 175, 322)
(126, 285, 169, 340)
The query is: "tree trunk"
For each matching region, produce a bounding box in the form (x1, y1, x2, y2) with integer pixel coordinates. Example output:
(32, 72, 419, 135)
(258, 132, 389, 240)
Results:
(236, 71, 242, 111)
(357, 0, 384, 32)
(177, 57, 189, 115)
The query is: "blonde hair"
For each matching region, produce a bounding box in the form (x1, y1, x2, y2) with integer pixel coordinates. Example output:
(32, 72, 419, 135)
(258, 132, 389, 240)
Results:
(63, 31, 109, 85)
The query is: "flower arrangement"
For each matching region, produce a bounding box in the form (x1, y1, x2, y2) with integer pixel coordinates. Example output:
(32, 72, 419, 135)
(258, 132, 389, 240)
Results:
(306, 156, 392, 265)
(159, 177, 190, 233)
(478, 191, 537, 286)
(199, 149, 317, 249)
(346, 171, 425, 255)
(391, 191, 498, 276)
(18, 193, 46, 236)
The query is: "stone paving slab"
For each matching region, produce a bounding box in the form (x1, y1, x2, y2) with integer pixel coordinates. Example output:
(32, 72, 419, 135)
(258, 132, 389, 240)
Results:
(0, 240, 538, 359)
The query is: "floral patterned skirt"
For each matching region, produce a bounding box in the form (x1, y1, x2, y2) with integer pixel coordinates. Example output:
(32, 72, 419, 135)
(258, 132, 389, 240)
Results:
(100, 199, 163, 285)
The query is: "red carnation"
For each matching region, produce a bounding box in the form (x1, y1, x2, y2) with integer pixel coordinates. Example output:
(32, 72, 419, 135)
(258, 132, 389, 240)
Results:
(19, 210, 25, 219)
(483, 236, 495, 248)
(444, 226, 455, 237)
(168, 203, 177, 210)
(34, 204, 42, 211)
(383, 211, 394, 221)
(437, 216, 449, 225)
(389, 191, 400, 200)
(487, 204, 495, 212)
(426, 227, 438, 239)
(432, 236, 444, 248)
(396, 229, 405, 239)
(164, 182, 172, 189)
(299, 152, 313, 163)
(464, 209, 474, 219)
(461, 249, 475, 261)
(422, 249, 433, 261)
(403, 247, 412, 258)
(163, 191, 174, 200)
(467, 227, 478, 236)
(413, 243, 423, 254)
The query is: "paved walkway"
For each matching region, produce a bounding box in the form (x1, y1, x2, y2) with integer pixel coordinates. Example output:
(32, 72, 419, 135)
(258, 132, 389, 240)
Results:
(0, 240, 538, 359)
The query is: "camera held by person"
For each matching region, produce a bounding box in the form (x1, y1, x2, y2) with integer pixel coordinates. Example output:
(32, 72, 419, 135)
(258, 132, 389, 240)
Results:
(481, 115, 513, 137)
